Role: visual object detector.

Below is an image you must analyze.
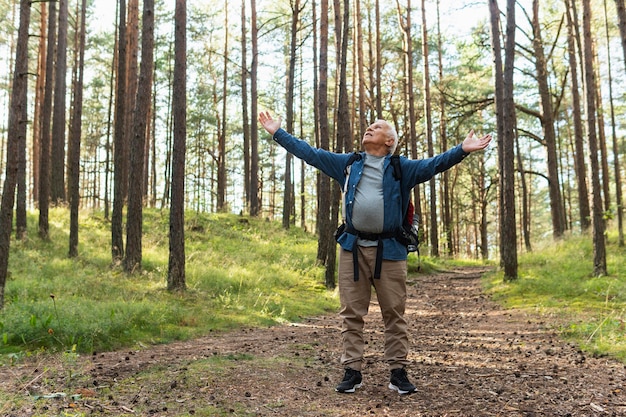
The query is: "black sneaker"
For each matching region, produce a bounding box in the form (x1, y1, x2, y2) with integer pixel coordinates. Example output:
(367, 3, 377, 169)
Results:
(389, 368, 417, 395)
(335, 367, 363, 393)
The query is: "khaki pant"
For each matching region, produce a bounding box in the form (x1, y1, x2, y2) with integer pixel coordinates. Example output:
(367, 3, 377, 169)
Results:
(338, 247, 410, 371)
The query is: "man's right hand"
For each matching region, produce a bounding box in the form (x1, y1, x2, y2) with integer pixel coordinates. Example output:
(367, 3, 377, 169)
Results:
(258, 111, 281, 135)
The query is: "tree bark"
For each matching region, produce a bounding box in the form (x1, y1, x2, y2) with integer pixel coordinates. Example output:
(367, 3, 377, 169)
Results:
(316, 0, 332, 274)
(283, 0, 301, 229)
(51, 0, 68, 204)
(38, 0, 57, 240)
(125, 0, 155, 273)
(217, 0, 228, 212)
(531, 0, 566, 238)
(436, 0, 452, 256)
(489, 0, 518, 280)
(32, 4, 47, 207)
(112, 0, 128, 261)
(241, 0, 250, 213)
(69, 0, 87, 258)
(0, 0, 31, 310)
(249, 0, 260, 216)
(168, 0, 187, 291)
(565, 0, 591, 232)
(607, 0, 624, 246)
(582, 0, 607, 276)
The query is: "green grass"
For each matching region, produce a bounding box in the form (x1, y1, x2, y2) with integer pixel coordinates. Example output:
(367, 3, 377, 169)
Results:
(0, 209, 336, 357)
(485, 231, 626, 361)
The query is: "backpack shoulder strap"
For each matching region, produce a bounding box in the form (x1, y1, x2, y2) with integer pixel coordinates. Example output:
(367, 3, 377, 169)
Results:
(390, 154, 401, 181)
(344, 152, 362, 176)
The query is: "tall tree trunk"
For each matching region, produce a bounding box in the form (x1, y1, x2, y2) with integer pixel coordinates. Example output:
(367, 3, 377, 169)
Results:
(396, 0, 420, 229)
(283, 0, 300, 229)
(419, 0, 438, 257)
(69, 0, 87, 258)
(316, 0, 332, 275)
(515, 122, 532, 251)
(593, 47, 611, 214)
(15, 67, 27, 240)
(0, 0, 31, 310)
(502, 0, 518, 280)
(32, 3, 47, 207)
(582, 0, 607, 276)
(125, 0, 155, 273)
(325, 0, 350, 289)
(112, 0, 128, 261)
(241, 0, 250, 213)
(217, 0, 228, 212)
(104, 0, 119, 220)
(531, 0, 566, 238)
(489, 0, 518, 280)
(168, 0, 187, 291)
(249, 0, 260, 216)
(310, 0, 319, 232)
(51, 0, 68, 204)
(565, 0, 591, 232)
(606, 0, 624, 246)
(436, 0, 452, 256)
(38, 0, 56, 240)
(355, 0, 367, 137)
(375, 0, 382, 118)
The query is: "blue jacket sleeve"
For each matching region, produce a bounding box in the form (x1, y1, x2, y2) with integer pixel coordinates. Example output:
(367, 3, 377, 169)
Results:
(400, 144, 469, 187)
(272, 128, 350, 183)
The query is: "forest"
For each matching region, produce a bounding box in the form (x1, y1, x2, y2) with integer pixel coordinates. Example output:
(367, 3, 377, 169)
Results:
(1, 0, 626, 304)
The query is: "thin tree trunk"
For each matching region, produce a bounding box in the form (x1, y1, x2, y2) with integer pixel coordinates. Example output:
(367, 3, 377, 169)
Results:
(112, 0, 128, 261)
(565, 0, 591, 232)
(489, 0, 518, 280)
(125, 0, 155, 273)
(325, 0, 350, 289)
(436, 0, 452, 256)
(283, 0, 300, 229)
(168, 0, 187, 291)
(396, 0, 420, 229)
(607, 0, 624, 246)
(317, 0, 332, 274)
(104, 1, 118, 220)
(355, 0, 367, 137)
(51, 0, 68, 204)
(375, 0, 382, 118)
(593, 46, 611, 214)
(241, 0, 250, 212)
(69, 0, 87, 258)
(38, 0, 56, 240)
(217, 0, 228, 212)
(531, 0, 566, 238)
(515, 122, 532, 251)
(419, 0, 438, 257)
(32, 3, 47, 206)
(582, 0, 607, 276)
(249, 0, 260, 216)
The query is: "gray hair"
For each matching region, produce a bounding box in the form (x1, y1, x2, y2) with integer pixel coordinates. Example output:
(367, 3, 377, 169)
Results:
(377, 119, 399, 155)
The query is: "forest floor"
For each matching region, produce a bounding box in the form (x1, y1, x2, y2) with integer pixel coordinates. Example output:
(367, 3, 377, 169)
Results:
(2, 266, 626, 416)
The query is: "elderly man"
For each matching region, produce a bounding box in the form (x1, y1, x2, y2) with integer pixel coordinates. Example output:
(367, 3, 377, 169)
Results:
(259, 111, 491, 395)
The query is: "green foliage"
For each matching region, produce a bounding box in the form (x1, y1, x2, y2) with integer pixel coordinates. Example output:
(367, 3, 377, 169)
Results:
(485, 232, 626, 361)
(0, 209, 336, 357)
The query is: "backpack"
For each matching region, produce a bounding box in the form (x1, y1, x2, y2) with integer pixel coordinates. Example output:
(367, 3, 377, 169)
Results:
(340, 152, 420, 253)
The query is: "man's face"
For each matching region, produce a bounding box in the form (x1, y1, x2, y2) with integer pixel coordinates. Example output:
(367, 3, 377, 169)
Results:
(362, 121, 393, 153)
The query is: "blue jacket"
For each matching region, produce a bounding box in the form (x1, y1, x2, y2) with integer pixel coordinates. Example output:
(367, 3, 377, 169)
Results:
(272, 128, 469, 261)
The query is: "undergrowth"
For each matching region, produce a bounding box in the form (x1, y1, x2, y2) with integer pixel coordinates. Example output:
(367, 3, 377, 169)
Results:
(485, 231, 626, 361)
(0, 209, 336, 358)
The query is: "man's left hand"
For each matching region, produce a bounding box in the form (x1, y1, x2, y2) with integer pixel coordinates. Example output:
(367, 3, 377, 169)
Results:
(462, 130, 492, 153)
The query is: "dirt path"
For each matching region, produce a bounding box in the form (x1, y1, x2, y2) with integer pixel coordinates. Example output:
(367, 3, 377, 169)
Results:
(3, 267, 626, 416)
